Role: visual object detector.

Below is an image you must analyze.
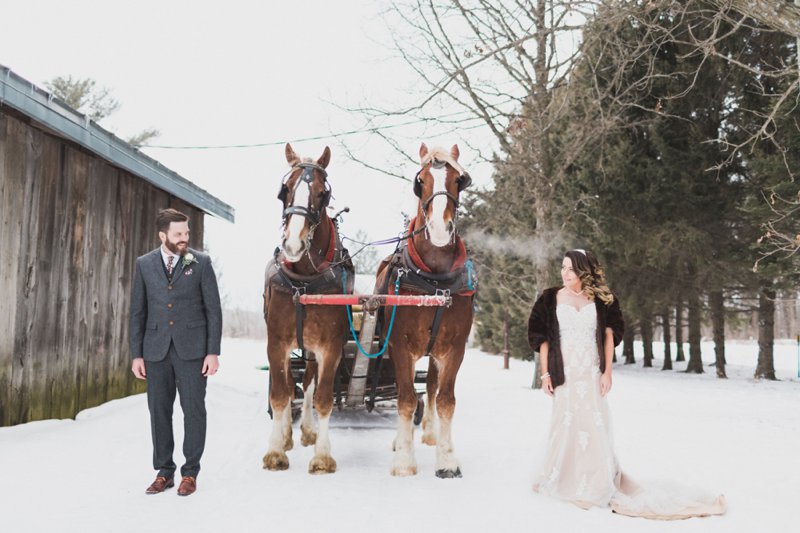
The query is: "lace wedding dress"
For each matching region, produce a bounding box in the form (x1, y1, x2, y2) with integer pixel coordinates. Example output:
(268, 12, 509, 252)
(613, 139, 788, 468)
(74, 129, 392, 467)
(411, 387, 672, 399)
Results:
(533, 304, 726, 519)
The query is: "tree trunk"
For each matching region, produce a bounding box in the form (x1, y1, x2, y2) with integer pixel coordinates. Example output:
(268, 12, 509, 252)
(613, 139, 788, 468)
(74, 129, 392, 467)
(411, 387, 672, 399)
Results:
(623, 322, 636, 364)
(709, 290, 727, 378)
(685, 289, 704, 373)
(502, 313, 510, 370)
(661, 308, 673, 370)
(641, 315, 654, 368)
(675, 299, 686, 362)
(755, 286, 777, 380)
(532, 352, 542, 390)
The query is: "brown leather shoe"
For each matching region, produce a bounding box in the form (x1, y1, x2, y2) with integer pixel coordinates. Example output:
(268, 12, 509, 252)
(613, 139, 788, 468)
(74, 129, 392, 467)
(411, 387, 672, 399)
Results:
(177, 476, 197, 496)
(145, 476, 174, 494)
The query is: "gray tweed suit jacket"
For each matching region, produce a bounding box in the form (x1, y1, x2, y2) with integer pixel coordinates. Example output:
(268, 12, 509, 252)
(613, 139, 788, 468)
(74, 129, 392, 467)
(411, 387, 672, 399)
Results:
(129, 247, 222, 361)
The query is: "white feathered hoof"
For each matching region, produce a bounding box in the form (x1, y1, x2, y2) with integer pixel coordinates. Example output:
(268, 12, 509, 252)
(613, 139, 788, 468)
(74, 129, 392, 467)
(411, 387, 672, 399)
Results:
(391, 464, 418, 477)
(263, 451, 290, 471)
(435, 467, 462, 479)
(301, 427, 317, 447)
(391, 454, 418, 477)
(308, 454, 337, 474)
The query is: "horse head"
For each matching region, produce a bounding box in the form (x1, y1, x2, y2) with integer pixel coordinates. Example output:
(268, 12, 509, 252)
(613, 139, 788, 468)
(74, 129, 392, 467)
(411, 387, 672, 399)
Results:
(278, 143, 332, 262)
(414, 143, 472, 247)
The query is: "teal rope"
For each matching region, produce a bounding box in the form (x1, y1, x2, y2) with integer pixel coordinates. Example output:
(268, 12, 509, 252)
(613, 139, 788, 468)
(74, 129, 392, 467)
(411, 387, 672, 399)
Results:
(343, 270, 399, 358)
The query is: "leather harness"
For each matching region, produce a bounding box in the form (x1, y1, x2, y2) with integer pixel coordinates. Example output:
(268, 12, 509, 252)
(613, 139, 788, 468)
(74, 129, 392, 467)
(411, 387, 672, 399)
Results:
(376, 235, 476, 357)
(264, 229, 354, 353)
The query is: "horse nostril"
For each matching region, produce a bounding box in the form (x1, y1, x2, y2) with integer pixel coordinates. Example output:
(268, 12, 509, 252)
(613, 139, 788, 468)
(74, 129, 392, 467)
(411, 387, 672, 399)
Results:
(447, 221, 454, 233)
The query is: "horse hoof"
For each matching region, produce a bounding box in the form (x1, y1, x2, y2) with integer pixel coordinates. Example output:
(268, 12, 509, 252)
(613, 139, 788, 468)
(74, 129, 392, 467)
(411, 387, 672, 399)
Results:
(301, 428, 317, 447)
(263, 451, 290, 471)
(421, 433, 437, 446)
(391, 464, 418, 477)
(308, 454, 337, 474)
(435, 467, 462, 479)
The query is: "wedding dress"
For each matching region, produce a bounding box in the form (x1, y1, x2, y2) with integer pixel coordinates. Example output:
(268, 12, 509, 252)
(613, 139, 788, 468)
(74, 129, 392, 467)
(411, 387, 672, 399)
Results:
(533, 304, 726, 519)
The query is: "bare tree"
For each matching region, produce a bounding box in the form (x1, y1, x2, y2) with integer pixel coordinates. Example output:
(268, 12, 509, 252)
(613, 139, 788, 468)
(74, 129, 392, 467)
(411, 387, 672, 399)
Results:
(354, 1, 799, 217)
(710, 0, 800, 37)
(348, 229, 381, 274)
(758, 190, 800, 264)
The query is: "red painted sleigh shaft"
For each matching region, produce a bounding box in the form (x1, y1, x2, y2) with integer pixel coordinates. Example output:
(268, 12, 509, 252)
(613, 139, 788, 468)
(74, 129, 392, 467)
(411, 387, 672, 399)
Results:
(295, 293, 451, 307)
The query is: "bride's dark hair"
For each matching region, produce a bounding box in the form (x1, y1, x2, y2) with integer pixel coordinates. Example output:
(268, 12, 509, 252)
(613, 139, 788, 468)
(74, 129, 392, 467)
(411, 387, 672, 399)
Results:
(564, 249, 614, 305)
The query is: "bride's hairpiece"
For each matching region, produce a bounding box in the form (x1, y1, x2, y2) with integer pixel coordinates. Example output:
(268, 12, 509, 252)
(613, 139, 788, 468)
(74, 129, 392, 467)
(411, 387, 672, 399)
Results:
(574, 248, 587, 256)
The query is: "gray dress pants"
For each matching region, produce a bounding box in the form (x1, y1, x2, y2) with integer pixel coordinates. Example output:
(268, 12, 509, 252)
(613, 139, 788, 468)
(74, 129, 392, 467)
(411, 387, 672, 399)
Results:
(145, 342, 207, 478)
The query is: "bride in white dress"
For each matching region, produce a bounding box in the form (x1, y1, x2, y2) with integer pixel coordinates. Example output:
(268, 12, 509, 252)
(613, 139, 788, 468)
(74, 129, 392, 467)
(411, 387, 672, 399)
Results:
(527, 250, 726, 519)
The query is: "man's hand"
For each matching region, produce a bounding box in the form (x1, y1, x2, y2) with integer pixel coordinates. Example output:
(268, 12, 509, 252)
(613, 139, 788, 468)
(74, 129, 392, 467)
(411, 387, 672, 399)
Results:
(131, 358, 146, 380)
(202, 355, 220, 377)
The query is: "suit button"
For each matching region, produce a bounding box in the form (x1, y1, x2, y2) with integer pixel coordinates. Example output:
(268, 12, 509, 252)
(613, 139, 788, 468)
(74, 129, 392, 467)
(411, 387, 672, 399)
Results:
(167, 303, 173, 309)
(168, 285, 173, 290)
(169, 320, 174, 326)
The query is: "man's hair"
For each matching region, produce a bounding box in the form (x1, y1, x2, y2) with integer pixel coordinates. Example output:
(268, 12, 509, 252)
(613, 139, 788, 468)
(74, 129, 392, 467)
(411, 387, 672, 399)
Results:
(156, 208, 189, 233)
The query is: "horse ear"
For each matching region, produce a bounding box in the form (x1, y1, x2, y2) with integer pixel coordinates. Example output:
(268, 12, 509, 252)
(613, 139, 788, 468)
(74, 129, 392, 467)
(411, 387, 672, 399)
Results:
(450, 144, 460, 160)
(419, 142, 429, 162)
(285, 143, 300, 166)
(317, 146, 331, 169)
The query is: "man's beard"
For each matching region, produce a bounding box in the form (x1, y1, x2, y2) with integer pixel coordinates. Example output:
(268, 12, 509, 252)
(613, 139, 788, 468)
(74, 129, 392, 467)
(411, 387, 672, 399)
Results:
(164, 237, 188, 255)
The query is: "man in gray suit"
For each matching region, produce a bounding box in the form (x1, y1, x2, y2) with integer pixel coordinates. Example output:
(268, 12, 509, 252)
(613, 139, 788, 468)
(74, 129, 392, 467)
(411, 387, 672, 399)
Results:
(129, 208, 222, 497)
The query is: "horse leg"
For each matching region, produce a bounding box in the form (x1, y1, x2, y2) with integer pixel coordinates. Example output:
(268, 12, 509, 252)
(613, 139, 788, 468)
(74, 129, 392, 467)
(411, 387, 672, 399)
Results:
(391, 352, 418, 476)
(300, 358, 318, 447)
(421, 357, 438, 446)
(434, 355, 463, 478)
(263, 346, 292, 470)
(308, 348, 338, 474)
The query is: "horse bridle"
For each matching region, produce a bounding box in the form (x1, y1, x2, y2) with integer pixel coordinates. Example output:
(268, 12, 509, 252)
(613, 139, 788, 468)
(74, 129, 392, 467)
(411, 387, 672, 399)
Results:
(413, 157, 472, 210)
(278, 162, 332, 227)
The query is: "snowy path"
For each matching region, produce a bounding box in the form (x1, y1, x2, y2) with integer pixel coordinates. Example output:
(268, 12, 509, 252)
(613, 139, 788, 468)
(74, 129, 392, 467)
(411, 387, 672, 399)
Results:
(1, 338, 797, 533)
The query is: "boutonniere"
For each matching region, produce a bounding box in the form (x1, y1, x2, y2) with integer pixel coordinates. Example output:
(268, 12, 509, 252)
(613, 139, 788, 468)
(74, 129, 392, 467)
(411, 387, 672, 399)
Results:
(182, 252, 198, 268)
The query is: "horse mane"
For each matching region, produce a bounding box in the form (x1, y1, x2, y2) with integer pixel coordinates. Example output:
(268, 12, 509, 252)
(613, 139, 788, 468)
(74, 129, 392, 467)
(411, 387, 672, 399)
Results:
(421, 147, 467, 176)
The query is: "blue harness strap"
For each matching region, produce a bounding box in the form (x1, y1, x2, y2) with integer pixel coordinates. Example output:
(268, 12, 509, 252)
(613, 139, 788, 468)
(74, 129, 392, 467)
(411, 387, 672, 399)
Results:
(342, 270, 399, 358)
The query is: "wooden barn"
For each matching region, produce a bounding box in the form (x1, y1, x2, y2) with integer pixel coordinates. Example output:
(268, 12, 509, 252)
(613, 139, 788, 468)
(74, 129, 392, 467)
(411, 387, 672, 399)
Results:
(0, 66, 234, 426)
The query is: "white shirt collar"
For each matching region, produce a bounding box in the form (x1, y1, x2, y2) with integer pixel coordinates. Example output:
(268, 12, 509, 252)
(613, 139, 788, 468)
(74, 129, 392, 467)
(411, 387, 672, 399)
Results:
(160, 245, 181, 267)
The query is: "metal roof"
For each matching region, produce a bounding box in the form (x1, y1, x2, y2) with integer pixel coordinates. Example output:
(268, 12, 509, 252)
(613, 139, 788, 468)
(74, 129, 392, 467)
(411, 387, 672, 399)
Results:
(0, 65, 234, 223)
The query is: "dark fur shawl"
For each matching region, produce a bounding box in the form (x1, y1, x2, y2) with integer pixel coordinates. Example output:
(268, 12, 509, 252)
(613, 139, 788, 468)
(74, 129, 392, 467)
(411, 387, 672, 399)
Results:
(527, 286, 625, 390)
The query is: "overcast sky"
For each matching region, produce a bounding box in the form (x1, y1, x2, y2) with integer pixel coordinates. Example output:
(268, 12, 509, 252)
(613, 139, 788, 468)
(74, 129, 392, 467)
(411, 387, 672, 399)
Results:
(0, 0, 498, 310)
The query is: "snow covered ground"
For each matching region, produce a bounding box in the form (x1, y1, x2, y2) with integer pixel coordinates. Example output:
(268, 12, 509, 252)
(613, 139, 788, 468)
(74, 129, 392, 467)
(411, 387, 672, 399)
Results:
(1, 338, 797, 533)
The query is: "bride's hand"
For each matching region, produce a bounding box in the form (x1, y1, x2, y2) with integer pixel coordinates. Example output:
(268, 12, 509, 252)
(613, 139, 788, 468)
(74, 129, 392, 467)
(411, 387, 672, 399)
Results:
(599, 372, 612, 396)
(542, 375, 554, 396)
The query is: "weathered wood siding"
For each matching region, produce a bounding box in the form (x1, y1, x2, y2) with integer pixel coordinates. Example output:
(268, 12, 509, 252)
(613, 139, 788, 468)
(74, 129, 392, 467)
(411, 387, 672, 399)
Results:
(0, 108, 205, 426)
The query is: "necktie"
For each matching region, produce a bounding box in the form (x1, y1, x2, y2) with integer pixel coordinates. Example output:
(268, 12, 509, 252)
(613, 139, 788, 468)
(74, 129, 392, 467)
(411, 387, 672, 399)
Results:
(167, 255, 174, 277)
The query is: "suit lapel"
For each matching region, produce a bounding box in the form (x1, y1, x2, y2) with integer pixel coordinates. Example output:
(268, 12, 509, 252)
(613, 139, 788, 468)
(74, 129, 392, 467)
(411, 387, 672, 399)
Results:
(171, 254, 186, 284)
(149, 247, 183, 285)
(147, 246, 195, 286)
(148, 248, 168, 282)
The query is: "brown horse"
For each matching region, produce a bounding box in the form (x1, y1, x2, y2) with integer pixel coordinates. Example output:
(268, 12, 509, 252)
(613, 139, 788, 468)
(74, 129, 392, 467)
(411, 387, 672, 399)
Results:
(375, 143, 475, 478)
(262, 143, 353, 474)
